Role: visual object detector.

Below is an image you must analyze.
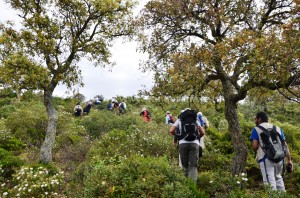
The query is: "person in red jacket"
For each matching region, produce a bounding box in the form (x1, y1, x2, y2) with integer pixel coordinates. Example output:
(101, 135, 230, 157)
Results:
(140, 107, 151, 122)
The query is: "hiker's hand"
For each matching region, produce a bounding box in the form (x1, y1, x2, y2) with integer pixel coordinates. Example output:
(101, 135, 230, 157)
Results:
(286, 161, 293, 173)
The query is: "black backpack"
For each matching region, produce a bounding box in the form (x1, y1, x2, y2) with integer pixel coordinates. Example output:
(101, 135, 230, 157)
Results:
(257, 125, 287, 163)
(176, 109, 199, 141)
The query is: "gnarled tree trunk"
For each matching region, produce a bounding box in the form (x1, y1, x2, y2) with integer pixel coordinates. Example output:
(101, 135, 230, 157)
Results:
(40, 89, 58, 163)
(223, 81, 248, 175)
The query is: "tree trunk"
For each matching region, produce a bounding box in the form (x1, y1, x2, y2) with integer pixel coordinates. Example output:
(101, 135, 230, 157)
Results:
(223, 82, 248, 175)
(40, 89, 58, 164)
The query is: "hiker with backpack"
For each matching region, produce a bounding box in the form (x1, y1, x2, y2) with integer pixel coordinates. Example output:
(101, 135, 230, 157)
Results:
(250, 112, 293, 191)
(165, 111, 175, 125)
(197, 111, 210, 148)
(73, 102, 83, 117)
(169, 108, 205, 182)
(119, 100, 126, 114)
(140, 107, 151, 122)
(83, 101, 93, 115)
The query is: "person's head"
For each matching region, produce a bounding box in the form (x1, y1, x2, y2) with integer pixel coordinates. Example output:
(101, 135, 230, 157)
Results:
(197, 112, 202, 116)
(142, 107, 147, 111)
(166, 111, 170, 115)
(255, 112, 268, 125)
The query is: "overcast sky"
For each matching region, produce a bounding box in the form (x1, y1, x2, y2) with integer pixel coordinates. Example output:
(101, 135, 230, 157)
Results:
(0, 0, 153, 101)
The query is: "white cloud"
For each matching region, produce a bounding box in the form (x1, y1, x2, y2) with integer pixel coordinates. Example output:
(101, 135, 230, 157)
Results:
(0, 0, 153, 101)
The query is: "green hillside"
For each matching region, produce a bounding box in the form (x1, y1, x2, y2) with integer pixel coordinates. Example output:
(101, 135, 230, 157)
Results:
(0, 95, 299, 197)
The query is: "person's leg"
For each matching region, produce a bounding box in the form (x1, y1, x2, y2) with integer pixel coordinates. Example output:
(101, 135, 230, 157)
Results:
(178, 153, 182, 168)
(259, 159, 277, 190)
(188, 143, 199, 182)
(179, 144, 189, 177)
(275, 160, 285, 191)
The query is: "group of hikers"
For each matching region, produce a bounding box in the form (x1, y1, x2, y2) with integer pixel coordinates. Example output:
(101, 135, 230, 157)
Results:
(73, 99, 294, 191)
(106, 97, 127, 115)
(167, 109, 293, 192)
(73, 97, 127, 117)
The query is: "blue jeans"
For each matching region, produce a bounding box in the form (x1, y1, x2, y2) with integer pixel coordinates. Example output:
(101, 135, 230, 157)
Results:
(179, 143, 199, 181)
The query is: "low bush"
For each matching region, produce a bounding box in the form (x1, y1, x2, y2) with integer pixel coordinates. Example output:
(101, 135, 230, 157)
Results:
(84, 155, 207, 198)
(0, 165, 65, 197)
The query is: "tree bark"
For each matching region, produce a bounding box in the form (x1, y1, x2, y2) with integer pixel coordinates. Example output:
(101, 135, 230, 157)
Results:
(40, 89, 58, 164)
(223, 81, 248, 176)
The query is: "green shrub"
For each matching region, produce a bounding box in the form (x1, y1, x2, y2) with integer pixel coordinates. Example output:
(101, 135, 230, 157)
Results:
(0, 165, 65, 197)
(5, 102, 47, 147)
(198, 171, 249, 198)
(0, 148, 24, 178)
(0, 104, 17, 119)
(0, 130, 25, 152)
(84, 155, 207, 198)
(80, 110, 150, 139)
(87, 123, 177, 165)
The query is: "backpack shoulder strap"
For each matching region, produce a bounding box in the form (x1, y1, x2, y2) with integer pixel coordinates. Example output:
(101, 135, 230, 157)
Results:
(272, 125, 285, 143)
(256, 125, 267, 132)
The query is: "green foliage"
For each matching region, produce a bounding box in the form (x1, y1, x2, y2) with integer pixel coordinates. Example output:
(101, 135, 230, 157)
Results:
(198, 171, 249, 197)
(84, 155, 206, 198)
(0, 104, 17, 119)
(0, 148, 24, 178)
(80, 110, 147, 139)
(0, 130, 25, 152)
(0, 94, 300, 197)
(0, 165, 65, 197)
(5, 101, 47, 147)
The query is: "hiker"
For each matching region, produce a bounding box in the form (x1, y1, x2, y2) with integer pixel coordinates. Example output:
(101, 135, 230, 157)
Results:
(73, 102, 83, 117)
(165, 111, 175, 125)
(140, 107, 151, 122)
(197, 112, 206, 149)
(169, 108, 205, 182)
(107, 102, 113, 111)
(250, 112, 293, 191)
(197, 112, 205, 126)
(202, 114, 209, 129)
(112, 97, 118, 104)
(119, 100, 126, 114)
(83, 102, 93, 115)
(94, 95, 103, 105)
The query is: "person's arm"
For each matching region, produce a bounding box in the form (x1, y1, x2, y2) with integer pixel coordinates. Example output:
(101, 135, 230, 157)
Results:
(197, 126, 205, 137)
(169, 126, 176, 135)
(252, 139, 259, 152)
(250, 128, 259, 152)
(285, 143, 292, 163)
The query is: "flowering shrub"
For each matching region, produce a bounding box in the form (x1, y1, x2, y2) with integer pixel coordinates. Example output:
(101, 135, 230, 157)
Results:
(0, 166, 65, 197)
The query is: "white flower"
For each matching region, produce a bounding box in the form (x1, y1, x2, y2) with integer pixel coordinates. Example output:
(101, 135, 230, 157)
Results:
(242, 177, 248, 181)
(241, 173, 246, 176)
(3, 192, 8, 196)
(102, 181, 106, 185)
(209, 180, 213, 183)
(45, 192, 48, 195)
(1, 183, 5, 187)
(28, 189, 32, 192)
(237, 181, 240, 184)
